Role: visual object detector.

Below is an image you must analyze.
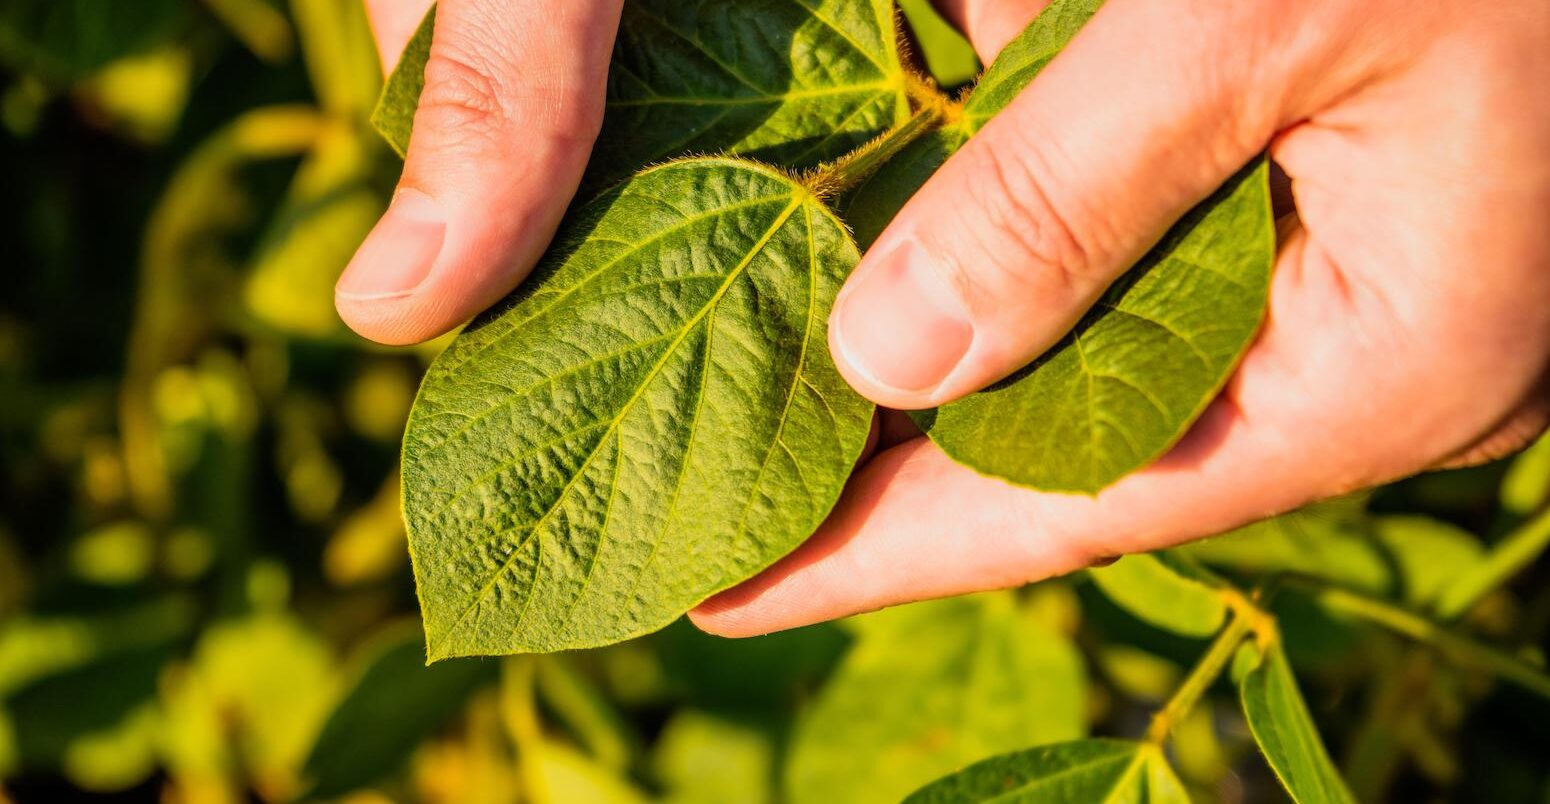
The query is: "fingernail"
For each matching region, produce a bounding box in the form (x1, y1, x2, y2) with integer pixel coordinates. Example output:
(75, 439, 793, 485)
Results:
(336, 189, 446, 300)
(832, 240, 974, 394)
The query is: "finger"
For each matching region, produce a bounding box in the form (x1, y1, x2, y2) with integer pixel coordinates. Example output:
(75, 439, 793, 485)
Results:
(337, 0, 623, 345)
(364, 0, 436, 72)
(694, 220, 1488, 635)
(930, 0, 1047, 62)
(828, 0, 1363, 410)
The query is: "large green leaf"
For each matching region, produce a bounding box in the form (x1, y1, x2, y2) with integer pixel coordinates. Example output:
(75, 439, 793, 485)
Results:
(402, 159, 872, 657)
(786, 593, 1086, 804)
(901, 739, 1189, 803)
(847, 0, 1275, 493)
(0, 0, 189, 82)
(1088, 552, 1227, 638)
(1234, 640, 1357, 804)
(374, 0, 908, 185)
(301, 626, 497, 799)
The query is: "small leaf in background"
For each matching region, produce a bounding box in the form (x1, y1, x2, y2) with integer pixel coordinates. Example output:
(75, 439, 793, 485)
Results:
(402, 160, 872, 656)
(900, 739, 1189, 803)
(1234, 640, 1357, 804)
(376, 0, 908, 186)
(786, 593, 1086, 804)
(538, 742, 652, 804)
(302, 625, 498, 800)
(652, 710, 774, 804)
(1088, 552, 1227, 638)
(1501, 433, 1550, 516)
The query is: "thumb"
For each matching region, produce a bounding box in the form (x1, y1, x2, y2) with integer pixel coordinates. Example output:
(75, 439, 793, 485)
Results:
(337, 0, 623, 345)
(830, 0, 1301, 409)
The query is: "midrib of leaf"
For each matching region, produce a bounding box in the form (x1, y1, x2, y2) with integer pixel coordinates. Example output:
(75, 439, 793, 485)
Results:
(977, 748, 1139, 803)
(785, 0, 892, 74)
(426, 191, 808, 658)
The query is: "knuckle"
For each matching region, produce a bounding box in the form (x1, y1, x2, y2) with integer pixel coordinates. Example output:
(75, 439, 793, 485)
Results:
(418, 45, 513, 143)
(963, 135, 1101, 293)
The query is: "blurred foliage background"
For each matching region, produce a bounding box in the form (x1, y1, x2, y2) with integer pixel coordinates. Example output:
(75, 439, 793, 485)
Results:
(0, 1, 1546, 802)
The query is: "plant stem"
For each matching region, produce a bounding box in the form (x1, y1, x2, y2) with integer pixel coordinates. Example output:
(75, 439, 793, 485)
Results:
(1434, 506, 1550, 620)
(803, 103, 945, 199)
(1145, 611, 1254, 744)
(1309, 584, 1550, 700)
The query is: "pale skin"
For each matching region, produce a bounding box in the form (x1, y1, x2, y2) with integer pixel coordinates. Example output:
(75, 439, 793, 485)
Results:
(346, 0, 1550, 635)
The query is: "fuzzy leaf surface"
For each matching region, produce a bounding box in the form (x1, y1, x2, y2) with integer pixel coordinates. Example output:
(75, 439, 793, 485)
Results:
(402, 159, 872, 657)
(901, 739, 1189, 803)
(374, 0, 908, 184)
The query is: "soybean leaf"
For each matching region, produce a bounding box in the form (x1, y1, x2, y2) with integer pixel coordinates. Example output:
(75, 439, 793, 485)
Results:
(301, 625, 497, 800)
(652, 710, 775, 804)
(847, 0, 1276, 493)
(901, 739, 1190, 803)
(786, 593, 1086, 804)
(1501, 433, 1550, 516)
(915, 160, 1273, 493)
(375, 0, 908, 185)
(402, 159, 872, 657)
(1234, 640, 1357, 804)
(0, 0, 189, 82)
(1089, 552, 1228, 638)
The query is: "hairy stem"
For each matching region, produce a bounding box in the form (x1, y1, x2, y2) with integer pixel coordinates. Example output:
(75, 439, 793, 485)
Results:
(804, 100, 946, 199)
(1145, 611, 1254, 744)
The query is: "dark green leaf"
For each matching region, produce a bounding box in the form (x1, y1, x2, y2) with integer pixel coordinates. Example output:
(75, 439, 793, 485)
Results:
(402, 159, 872, 657)
(1234, 640, 1357, 804)
(901, 738, 1189, 803)
(786, 594, 1086, 804)
(1088, 552, 1227, 638)
(301, 625, 498, 800)
(374, 0, 908, 185)
(0, 0, 189, 82)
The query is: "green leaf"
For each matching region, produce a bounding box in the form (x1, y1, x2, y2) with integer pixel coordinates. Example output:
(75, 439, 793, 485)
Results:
(786, 593, 1086, 804)
(897, 0, 979, 87)
(402, 159, 872, 657)
(901, 739, 1189, 803)
(652, 710, 775, 804)
(301, 625, 498, 800)
(1501, 433, 1550, 516)
(1088, 552, 1227, 638)
(915, 159, 1273, 492)
(1234, 640, 1357, 804)
(846, 0, 1276, 493)
(0, 0, 190, 82)
(374, 0, 908, 184)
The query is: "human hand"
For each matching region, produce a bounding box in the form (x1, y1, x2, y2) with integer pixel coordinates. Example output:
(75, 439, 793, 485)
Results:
(339, 0, 623, 345)
(691, 0, 1550, 635)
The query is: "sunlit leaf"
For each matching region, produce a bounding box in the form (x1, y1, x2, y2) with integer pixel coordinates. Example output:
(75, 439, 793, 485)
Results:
(403, 160, 872, 656)
(897, 0, 979, 87)
(1501, 433, 1550, 516)
(901, 739, 1189, 803)
(1233, 640, 1357, 804)
(1088, 552, 1227, 638)
(302, 625, 497, 800)
(786, 594, 1086, 804)
(374, 0, 908, 186)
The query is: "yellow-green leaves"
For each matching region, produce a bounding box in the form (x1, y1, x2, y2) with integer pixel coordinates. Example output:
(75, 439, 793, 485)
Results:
(403, 161, 871, 657)
(375, 0, 909, 185)
(787, 594, 1086, 804)
(1089, 553, 1227, 638)
(1234, 641, 1357, 804)
(901, 739, 1189, 803)
(915, 160, 1273, 493)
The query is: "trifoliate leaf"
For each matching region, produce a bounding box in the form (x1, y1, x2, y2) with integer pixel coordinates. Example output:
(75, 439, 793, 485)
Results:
(402, 159, 872, 657)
